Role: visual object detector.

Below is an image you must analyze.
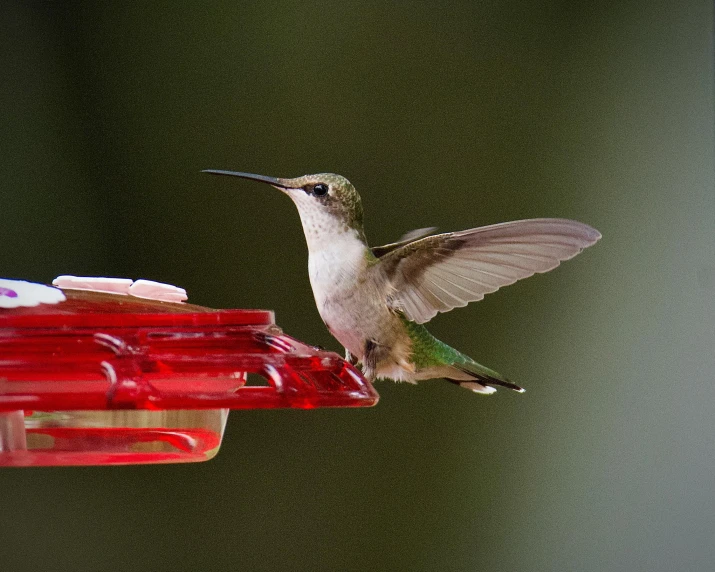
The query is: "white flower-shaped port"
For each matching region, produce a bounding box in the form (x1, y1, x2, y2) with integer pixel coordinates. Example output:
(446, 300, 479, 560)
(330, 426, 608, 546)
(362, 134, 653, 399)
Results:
(52, 276, 133, 295)
(52, 276, 187, 303)
(128, 279, 187, 303)
(0, 279, 67, 309)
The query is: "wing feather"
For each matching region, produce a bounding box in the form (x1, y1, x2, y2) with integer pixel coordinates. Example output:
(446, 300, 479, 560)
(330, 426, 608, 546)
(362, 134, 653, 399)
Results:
(370, 227, 439, 258)
(377, 218, 600, 323)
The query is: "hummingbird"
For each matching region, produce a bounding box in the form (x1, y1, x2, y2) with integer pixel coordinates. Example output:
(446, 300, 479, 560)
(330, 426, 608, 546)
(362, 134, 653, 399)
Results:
(203, 170, 601, 394)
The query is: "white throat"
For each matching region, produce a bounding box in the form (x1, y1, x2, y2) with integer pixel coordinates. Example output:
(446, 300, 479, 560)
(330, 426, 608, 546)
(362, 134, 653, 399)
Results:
(287, 191, 359, 251)
(285, 190, 368, 302)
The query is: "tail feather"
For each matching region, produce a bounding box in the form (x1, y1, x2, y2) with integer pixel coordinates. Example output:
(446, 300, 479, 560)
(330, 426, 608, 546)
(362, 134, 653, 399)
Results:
(450, 363, 525, 394)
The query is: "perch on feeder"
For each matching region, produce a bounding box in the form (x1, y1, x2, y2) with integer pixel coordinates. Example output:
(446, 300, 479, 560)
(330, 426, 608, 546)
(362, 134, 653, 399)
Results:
(0, 277, 378, 467)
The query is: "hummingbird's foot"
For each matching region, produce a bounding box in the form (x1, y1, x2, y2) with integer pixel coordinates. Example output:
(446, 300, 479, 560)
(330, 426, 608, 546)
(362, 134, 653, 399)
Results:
(363, 339, 394, 381)
(345, 349, 358, 366)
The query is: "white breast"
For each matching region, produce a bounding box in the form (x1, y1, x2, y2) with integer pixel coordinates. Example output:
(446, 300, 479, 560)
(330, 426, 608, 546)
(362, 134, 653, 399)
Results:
(306, 230, 371, 357)
(308, 229, 366, 305)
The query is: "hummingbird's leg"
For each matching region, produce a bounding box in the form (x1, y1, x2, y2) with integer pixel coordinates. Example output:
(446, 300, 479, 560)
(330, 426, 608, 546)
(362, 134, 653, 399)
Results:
(363, 339, 390, 381)
(345, 349, 358, 366)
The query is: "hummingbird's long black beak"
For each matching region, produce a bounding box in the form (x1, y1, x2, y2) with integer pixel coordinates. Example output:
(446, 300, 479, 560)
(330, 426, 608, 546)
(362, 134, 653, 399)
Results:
(201, 170, 289, 189)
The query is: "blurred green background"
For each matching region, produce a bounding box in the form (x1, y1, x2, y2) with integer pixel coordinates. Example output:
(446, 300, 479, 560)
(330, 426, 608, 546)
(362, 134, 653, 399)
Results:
(1, 1, 713, 570)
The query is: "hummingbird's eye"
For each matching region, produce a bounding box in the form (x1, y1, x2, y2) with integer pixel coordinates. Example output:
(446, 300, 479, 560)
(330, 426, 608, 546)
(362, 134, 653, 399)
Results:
(312, 183, 329, 196)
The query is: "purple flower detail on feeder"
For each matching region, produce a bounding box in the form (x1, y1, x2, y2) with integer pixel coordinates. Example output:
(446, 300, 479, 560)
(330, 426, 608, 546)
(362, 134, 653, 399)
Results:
(0, 287, 19, 298)
(0, 279, 66, 309)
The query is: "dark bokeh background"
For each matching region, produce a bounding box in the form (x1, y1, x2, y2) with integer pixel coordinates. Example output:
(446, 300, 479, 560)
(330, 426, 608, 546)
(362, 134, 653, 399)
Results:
(1, 1, 713, 571)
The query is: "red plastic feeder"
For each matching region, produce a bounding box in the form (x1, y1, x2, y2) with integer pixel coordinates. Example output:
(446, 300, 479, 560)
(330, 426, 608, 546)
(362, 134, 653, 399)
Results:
(0, 284, 378, 467)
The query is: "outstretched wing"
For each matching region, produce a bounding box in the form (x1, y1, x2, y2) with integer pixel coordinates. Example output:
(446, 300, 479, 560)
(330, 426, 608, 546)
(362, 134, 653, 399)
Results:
(377, 218, 601, 324)
(371, 227, 438, 258)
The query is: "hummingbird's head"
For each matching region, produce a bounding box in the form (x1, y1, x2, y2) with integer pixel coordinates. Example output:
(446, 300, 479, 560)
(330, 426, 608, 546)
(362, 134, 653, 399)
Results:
(203, 170, 365, 240)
